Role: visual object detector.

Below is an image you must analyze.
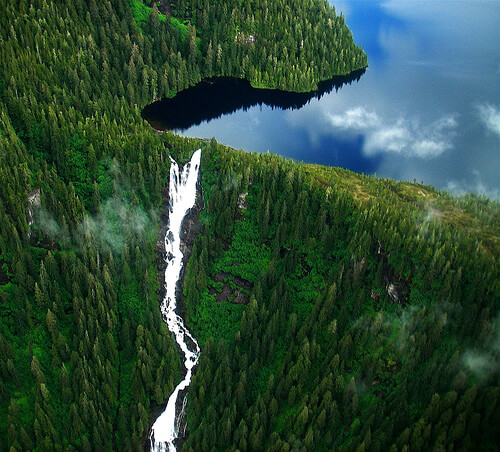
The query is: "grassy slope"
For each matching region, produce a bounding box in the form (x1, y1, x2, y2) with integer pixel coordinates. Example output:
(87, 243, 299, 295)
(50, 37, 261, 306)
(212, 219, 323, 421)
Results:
(128, 0, 187, 37)
(304, 163, 500, 256)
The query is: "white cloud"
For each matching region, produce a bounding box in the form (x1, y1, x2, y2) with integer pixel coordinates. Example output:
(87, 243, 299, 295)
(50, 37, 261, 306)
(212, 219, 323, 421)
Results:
(446, 173, 500, 200)
(463, 350, 498, 377)
(366, 122, 408, 154)
(325, 106, 458, 158)
(327, 107, 379, 130)
(477, 103, 500, 136)
(463, 314, 500, 379)
(412, 140, 448, 158)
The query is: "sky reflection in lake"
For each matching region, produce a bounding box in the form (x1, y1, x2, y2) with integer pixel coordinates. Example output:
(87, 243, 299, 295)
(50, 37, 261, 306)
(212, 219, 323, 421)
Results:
(177, 1, 500, 197)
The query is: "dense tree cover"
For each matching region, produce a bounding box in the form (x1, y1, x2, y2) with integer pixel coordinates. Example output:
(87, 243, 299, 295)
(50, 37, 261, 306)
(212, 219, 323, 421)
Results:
(168, 0, 368, 91)
(0, 0, 497, 452)
(0, 0, 364, 449)
(175, 136, 499, 451)
(0, 0, 219, 447)
(129, 0, 367, 93)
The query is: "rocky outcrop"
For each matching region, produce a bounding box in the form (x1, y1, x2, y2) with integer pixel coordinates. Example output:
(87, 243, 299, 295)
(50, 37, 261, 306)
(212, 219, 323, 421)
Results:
(210, 272, 253, 304)
(27, 189, 41, 238)
(155, 170, 204, 324)
(385, 280, 401, 304)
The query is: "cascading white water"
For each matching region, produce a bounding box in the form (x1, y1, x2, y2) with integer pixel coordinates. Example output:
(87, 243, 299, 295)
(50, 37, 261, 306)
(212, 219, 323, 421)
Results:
(150, 149, 201, 452)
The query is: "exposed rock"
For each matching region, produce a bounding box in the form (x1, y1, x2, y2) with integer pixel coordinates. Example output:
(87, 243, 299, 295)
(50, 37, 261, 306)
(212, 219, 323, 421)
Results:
(385, 280, 401, 303)
(155, 0, 172, 16)
(233, 276, 252, 291)
(374, 242, 409, 306)
(232, 290, 249, 304)
(353, 257, 366, 274)
(212, 272, 252, 304)
(214, 273, 252, 290)
(237, 192, 248, 209)
(215, 285, 232, 303)
(214, 272, 231, 282)
(180, 213, 203, 258)
(27, 189, 41, 229)
(235, 32, 257, 45)
(155, 169, 204, 323)
(148, 162, 203, 451)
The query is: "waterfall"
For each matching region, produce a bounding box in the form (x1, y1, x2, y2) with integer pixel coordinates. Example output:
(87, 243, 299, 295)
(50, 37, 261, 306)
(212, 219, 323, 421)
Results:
(150, 149, 201, 452)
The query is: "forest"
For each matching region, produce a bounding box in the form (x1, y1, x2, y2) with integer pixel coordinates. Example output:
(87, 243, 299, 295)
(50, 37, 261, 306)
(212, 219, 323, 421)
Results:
(0, 0, 498, 451)
(178, 136, 499, 451)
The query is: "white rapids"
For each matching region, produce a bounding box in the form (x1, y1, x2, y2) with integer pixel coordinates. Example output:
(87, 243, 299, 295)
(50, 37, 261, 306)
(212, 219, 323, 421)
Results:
(150, 149, 201, 452)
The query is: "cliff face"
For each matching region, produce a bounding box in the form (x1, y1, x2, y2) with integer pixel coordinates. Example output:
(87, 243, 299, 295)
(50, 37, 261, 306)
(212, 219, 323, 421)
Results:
(156, 166, 204, 319)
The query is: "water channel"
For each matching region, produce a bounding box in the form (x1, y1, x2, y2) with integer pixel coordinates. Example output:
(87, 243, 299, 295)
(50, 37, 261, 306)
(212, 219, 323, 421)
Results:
(150, 150, 201, 452)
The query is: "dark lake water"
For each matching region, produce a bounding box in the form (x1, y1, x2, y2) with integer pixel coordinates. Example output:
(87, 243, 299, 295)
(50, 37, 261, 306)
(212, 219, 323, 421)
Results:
(144, 0, 500, 198)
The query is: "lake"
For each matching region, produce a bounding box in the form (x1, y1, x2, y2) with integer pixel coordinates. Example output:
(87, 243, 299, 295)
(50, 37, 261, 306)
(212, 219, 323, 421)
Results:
(143, 0, 500, 198)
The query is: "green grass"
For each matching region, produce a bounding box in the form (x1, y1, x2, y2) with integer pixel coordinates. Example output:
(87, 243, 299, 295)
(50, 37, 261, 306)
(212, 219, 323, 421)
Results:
(213, 218, 271, 283)
(187, 197, 272, 345)
(128, 0, 167, 29)
(128, 0, 152, 28)
(191, 290, 246, 344)
(170, 16, 187, 40)
(303, 162, 500, 256)
(128, 0, 193, 44)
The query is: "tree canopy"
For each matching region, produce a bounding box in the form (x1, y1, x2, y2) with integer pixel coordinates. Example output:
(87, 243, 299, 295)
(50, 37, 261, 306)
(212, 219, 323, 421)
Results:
(0, 0, 497, 451)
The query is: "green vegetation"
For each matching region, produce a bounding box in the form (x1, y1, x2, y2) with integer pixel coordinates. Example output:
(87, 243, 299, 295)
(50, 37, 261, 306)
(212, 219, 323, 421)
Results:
(130, 0, 368, 93)
(178, 137, 499, 451)
(128, 0, 165, 28)
(0, 0, 497, 451)
(129, 0, 190, 38)
(170, 17, 188, 39)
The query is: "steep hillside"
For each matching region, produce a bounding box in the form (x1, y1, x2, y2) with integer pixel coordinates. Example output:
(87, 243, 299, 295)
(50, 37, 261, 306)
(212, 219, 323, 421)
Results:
(176, 136, 499, 451)
(0, 0, 497, 451)
(0, 0, 367, 450)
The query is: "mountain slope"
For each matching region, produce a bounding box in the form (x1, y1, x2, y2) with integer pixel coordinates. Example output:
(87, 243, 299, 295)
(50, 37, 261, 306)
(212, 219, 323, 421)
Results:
(0, 0, 497, 451)
(178, 137, 499, 451)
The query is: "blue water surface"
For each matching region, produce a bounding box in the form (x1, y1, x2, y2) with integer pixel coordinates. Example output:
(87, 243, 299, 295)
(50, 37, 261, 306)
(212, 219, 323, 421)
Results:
(150, 1, 500, 197)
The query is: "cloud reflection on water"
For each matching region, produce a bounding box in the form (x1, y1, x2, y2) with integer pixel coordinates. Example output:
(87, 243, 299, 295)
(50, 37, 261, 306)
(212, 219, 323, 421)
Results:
(174, 1, 499, 197)
(477, 104, 500, 137)
(318, 0, 500, 197)
(324, 107, 458, 158)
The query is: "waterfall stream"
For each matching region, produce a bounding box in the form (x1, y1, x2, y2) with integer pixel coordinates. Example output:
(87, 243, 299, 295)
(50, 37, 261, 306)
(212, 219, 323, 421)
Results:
(150, 149, 201, 452)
